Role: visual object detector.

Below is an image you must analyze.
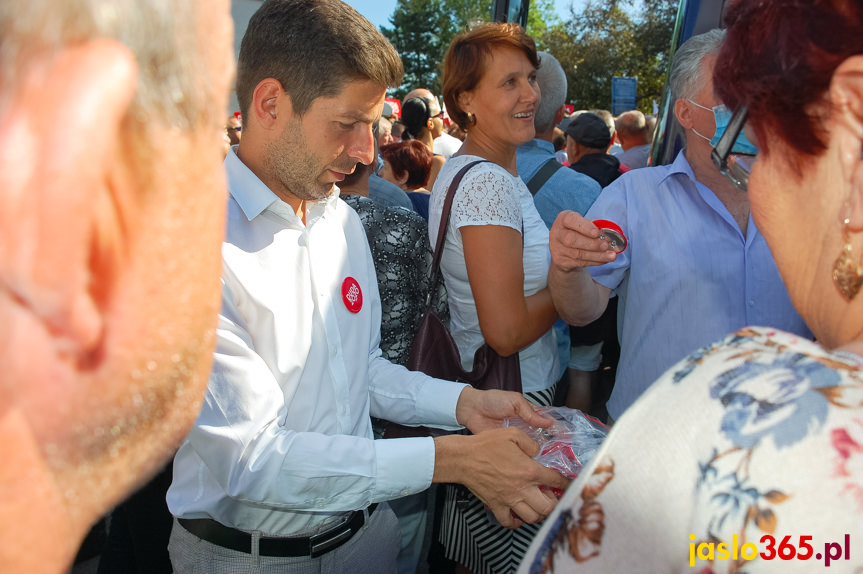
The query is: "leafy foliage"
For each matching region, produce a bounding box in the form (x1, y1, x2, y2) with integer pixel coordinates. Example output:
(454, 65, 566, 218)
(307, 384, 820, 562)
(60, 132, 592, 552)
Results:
(382, 0, 678, 112)
(542, 0, 678, 112)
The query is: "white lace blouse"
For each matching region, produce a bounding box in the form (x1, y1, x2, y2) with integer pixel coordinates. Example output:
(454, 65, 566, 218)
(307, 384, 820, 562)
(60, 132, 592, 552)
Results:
(428, 155, 559, 393)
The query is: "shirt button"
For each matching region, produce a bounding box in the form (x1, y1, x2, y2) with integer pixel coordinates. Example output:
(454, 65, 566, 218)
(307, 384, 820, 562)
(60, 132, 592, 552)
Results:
(749, 299, 755, 306)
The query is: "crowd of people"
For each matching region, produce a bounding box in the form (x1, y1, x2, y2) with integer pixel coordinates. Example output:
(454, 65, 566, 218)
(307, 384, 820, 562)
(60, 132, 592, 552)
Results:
(3, 1, 862, 574)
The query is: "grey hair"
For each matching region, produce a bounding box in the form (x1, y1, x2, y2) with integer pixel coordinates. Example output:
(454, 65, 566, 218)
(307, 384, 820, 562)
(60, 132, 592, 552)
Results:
(534, 51, 567, 133)
(590, 109, 616, 137)
(0, 0, 221, 131)
(615, 110, 647, 138)
(669, 29, 725, 101)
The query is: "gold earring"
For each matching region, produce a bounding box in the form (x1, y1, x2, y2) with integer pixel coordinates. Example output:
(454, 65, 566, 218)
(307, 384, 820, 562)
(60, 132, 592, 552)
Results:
(465, 112, 476, 126)
(832, 217, 863, 301)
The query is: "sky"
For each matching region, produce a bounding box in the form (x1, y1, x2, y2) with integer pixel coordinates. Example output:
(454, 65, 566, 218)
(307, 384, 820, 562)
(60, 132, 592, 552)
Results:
(343, 0, 585, 30)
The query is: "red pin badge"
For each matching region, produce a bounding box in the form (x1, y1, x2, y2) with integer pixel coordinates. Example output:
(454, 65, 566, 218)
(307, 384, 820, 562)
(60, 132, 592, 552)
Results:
(592, 219, 628, 253)
(341, 277, 363, 313)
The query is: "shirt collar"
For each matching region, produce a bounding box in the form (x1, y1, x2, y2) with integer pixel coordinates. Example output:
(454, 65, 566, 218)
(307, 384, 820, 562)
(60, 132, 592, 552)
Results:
(224, 146, 339, 222)
(659, 149, 698, 186)
(519, 138, 555, 154)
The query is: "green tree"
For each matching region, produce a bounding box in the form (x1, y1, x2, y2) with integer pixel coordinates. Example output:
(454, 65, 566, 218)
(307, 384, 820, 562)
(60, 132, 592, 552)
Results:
(382, 0, 675, 107)
(381, 0, 450, 97)
(382, 0, 562, 96)
(537, 0, 677, 112)
(526, 0, 563, 49)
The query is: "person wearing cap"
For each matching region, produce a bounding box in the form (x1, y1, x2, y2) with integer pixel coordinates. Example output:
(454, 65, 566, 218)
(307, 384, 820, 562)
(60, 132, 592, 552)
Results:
(546, 30, 812, 424)
(565, 111, 623, 188)
(166, 2, 568, 573)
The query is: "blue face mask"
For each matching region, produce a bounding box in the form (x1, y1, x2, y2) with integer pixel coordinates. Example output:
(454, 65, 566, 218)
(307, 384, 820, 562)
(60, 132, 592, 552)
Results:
(689, 100, 759, 155)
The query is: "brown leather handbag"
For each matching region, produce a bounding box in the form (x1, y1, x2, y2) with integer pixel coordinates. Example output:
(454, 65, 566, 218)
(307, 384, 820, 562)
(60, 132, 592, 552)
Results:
(385, 160, 522, 439)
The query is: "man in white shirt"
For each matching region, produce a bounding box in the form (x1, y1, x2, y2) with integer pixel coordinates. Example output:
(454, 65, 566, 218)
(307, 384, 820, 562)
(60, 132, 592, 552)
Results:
(166, 2, 568, 573)
(0, 1, 235, 573)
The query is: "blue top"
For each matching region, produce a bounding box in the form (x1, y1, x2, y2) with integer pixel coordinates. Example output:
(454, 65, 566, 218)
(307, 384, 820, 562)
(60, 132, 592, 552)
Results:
(517, 139, 602, 226)
(368, 173, 415, 212)
(406, 191, 430, 221)
(586, 151, 813, 419)
(518, 139, 603, 378)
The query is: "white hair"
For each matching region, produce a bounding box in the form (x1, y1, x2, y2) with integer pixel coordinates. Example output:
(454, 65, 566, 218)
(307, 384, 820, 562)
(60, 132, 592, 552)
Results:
(534, 51, 567, 133)
(668, 29, 725, 101)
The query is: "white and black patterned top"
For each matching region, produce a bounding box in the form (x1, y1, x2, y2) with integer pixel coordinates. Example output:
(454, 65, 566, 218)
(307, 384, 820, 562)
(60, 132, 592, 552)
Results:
(341, 194, 448, 366)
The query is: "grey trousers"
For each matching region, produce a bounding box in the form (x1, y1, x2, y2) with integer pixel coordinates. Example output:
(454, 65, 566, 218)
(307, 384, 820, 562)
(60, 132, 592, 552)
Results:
(168, 504, 399, 574)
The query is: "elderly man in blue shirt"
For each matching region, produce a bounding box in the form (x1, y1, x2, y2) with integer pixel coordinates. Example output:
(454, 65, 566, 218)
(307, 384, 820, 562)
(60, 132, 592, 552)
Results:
(546, 30, 812, 423)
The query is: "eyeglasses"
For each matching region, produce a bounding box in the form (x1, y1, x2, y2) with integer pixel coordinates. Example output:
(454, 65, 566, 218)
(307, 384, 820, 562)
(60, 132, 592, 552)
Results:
(228, 126, 242, 132)
(710, 105, 754, 192)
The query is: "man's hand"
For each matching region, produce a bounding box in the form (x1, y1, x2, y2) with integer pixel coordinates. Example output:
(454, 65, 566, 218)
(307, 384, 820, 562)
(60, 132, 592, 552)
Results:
(549, 211, 617, 272)
(455, 387, 554, 434)
(433, 428, 571, 528)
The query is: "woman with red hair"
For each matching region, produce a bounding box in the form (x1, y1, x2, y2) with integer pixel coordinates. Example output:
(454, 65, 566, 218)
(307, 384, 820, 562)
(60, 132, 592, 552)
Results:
(519, 1, 863, 572)
(379, 139, 433, 220)
(430, 22, 560, 574)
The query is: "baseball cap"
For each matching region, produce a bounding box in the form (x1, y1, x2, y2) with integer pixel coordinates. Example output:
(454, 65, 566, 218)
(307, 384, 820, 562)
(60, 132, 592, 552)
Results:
(565, 112, 611, 149)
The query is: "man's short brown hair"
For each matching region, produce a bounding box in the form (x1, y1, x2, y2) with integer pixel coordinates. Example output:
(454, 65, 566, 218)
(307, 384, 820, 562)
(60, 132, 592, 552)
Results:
(236, 0, 403, 119)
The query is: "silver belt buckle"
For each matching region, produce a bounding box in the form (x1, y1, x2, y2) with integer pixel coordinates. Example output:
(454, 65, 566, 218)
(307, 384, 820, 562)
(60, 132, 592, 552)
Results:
(308, 513, 356, 558)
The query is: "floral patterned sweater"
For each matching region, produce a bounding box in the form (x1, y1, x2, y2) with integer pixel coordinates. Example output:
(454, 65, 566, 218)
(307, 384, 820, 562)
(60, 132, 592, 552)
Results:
(519, 327, 863, 573)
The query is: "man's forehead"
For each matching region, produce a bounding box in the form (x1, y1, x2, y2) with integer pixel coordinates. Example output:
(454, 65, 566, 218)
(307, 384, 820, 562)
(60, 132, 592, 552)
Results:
(302, 80, 386, 124)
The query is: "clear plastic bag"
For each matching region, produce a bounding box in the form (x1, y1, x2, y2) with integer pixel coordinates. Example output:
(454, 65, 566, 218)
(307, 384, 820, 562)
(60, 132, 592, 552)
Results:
(504, 406, 609, 495)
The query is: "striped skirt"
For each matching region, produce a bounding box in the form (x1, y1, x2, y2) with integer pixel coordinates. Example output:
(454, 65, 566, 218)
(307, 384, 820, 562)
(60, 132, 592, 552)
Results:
(437, 384, 556, 574)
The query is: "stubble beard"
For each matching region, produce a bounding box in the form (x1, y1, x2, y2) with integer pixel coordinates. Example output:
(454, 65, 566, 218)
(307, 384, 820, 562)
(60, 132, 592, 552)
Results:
(264, 122, 333, 202)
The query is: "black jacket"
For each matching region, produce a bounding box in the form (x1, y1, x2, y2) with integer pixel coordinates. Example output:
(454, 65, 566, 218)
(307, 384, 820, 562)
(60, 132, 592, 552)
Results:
(570, 153, 621, 188)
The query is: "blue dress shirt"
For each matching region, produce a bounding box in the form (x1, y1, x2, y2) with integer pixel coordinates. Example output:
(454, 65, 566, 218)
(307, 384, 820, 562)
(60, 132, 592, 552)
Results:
(517, 139, 602, 227)
(585, 151, 812, 419)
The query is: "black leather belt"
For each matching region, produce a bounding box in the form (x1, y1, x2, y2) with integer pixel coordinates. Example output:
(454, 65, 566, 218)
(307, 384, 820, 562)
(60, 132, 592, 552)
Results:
(178, 504, 378, 558)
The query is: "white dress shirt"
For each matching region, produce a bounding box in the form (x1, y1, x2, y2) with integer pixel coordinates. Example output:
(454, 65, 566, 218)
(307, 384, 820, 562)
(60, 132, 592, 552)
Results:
(167, 148, 467, 537)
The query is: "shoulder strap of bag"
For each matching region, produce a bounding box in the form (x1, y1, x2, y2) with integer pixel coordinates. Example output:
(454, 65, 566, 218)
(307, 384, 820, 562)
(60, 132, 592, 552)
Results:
(526, 157, 563, 196)
(425, 160, 489, 307)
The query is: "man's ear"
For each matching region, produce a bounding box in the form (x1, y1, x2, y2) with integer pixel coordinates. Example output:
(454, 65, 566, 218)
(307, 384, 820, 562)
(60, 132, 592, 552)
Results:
(251, 78, 290, 128)
(0, 39, 137, 356)
(675, 97, 694, 130)
(554, 105, 566, 126)
(831, 55, 863, 232)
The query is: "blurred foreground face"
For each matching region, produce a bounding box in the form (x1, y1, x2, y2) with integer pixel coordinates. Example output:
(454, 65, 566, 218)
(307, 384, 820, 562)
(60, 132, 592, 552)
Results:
(0, 0, 234, 571)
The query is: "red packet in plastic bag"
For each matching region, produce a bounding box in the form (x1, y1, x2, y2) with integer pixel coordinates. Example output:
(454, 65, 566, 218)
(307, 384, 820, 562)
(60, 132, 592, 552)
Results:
(504, 406, 609, 497)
